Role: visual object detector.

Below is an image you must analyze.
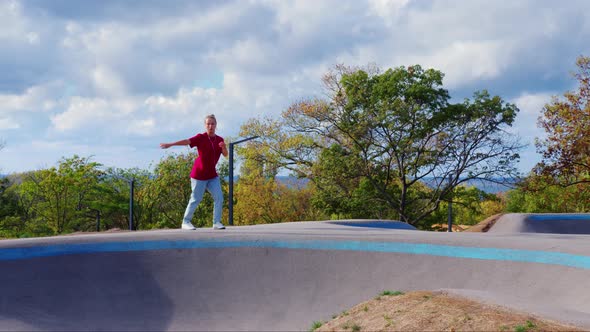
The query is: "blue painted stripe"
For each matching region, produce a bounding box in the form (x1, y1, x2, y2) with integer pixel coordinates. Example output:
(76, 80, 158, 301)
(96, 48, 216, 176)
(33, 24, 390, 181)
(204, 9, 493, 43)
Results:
(2, 239, 590, 270)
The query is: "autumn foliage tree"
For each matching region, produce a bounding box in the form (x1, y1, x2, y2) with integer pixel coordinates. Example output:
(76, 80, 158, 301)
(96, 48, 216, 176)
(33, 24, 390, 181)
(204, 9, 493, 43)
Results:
(232, 137, 322, 225)
(535, 55, 590, 185)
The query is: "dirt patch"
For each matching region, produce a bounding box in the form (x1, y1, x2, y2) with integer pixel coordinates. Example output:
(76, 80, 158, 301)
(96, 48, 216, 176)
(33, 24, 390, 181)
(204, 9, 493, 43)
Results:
(431, 224, 471, 232)
(314, 290, 582, 332)
(464, 213, 504, 232)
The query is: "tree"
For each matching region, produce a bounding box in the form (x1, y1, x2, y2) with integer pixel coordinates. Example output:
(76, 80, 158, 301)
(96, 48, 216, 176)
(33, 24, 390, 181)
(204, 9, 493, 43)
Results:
(535, 55, 590, 186)
(240, 64, 522, 225)
(232, 142, 323, 225)
(506, 173, 590, 213)
(97, 167, 155, 231)
(0, 176, 25, 238)
(309, 144, 371, 219)
(15, 156, 104, 234)
(444, 186, 504, 227)
(147, 152, 198, 228)
(1, 172, 46, 237)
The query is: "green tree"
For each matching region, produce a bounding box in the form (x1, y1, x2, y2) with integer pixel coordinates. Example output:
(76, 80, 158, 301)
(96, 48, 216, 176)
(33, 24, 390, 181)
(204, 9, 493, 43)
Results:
(97, 167, 155, 231)
(15, 156, 104, 234)
(448, 186, 503, 226)
(2, 172, 47, 237)
(0, 176, 26, 238)
(148, 152, 197, 228)
(506, 173, 590, 213)
(309, 144, 368, 219)
(240, 64, 522, 225)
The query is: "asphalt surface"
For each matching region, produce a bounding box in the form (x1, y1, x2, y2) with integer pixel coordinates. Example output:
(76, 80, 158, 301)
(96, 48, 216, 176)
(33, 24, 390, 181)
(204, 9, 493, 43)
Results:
(490, 213, 590, 234)
(1, 217, 590, 331)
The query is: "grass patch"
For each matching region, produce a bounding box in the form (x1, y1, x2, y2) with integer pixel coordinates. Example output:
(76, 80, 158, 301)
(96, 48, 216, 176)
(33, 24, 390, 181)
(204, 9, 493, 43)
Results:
(351, 323, 361, 332)
(514, 320, 537, 332)
(310, 321, 323, 331)
(380, 290, 404, 296)
(514, 326, 527, 332)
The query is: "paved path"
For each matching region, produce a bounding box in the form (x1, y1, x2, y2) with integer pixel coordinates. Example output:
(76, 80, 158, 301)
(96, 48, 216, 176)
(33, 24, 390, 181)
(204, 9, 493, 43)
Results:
(1, 219, 590, 331)
(490, 213, 590, 234)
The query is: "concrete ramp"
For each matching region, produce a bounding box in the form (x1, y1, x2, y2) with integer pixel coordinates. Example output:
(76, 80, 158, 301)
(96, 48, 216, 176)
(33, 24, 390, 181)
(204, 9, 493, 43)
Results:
(489, 213, 590, 234)
(1, 221, 590, 331)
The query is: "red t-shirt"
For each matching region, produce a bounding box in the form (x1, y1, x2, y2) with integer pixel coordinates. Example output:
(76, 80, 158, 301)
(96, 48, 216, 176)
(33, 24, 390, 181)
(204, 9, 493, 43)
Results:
(188, 133, 224, 180)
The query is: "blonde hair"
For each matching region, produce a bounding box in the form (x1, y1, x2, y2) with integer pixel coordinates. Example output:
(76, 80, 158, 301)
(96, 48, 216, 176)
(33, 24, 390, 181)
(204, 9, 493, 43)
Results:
(204, 114, 217, 124)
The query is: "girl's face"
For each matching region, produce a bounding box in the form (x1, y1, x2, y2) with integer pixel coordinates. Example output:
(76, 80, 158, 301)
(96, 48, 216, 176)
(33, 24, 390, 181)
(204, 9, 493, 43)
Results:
(205, 118, 217, 136)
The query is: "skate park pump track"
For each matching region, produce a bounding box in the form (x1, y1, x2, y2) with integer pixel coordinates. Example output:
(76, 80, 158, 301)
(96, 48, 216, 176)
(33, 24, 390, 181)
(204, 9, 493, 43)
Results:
(1, 213, 590, 331)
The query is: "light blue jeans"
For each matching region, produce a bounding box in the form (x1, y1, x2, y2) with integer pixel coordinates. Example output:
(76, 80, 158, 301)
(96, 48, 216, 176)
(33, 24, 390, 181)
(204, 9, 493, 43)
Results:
(183, 177, 224, 225)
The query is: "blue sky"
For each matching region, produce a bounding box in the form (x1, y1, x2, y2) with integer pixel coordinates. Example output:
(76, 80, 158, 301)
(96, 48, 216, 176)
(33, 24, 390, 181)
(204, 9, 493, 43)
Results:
(1, 0, 589, 175)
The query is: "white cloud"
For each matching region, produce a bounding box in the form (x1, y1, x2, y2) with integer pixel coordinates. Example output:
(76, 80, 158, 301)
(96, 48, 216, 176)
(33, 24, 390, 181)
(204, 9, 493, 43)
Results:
(128, 118, 156, 136)
(367, 0, 411, 25)
(2, 139, 153, 172)
(0, 117, 20, 130)
(145, 83, 247, 135)
(511, 92, 552, 138)
(419, 40, 514, 88)
(510, 92, 552, 141)
(0, 0, 28, 41)
(51, 97, 114, 132)
(0, 81, 64, 113)
(50, 96, 142, 133)
(145, 87, 219, 115)
(2, 0, 590, 174)
(208, 38, 276, 73)
(150, 2, 245, 47)
(509, 92, 554, 169)
(91, 65, 127, 97)
(513, 92, 554, 117)
(25, 32, 39, 45)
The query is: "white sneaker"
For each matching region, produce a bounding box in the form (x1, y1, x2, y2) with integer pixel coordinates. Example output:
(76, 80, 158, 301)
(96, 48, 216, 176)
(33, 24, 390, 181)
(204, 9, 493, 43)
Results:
(181, 222, 196, 230)
(212, 223, 226, 230)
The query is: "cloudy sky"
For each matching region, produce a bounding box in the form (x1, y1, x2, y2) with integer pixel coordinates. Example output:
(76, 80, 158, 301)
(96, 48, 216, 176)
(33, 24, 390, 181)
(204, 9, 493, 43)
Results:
(1, 0, 589, 175)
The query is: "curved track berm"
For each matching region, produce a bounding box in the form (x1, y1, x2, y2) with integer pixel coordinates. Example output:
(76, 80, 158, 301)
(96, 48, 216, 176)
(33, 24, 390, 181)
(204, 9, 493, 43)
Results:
(489, 213, 590, 234)
(1, 218, 589, 331)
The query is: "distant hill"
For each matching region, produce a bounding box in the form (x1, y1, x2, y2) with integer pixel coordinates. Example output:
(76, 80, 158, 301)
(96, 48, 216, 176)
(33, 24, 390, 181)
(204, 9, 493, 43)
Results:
(275, 176, 309, 189)
(274, 176, 516, 194)
(458, 179, 517, 194)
